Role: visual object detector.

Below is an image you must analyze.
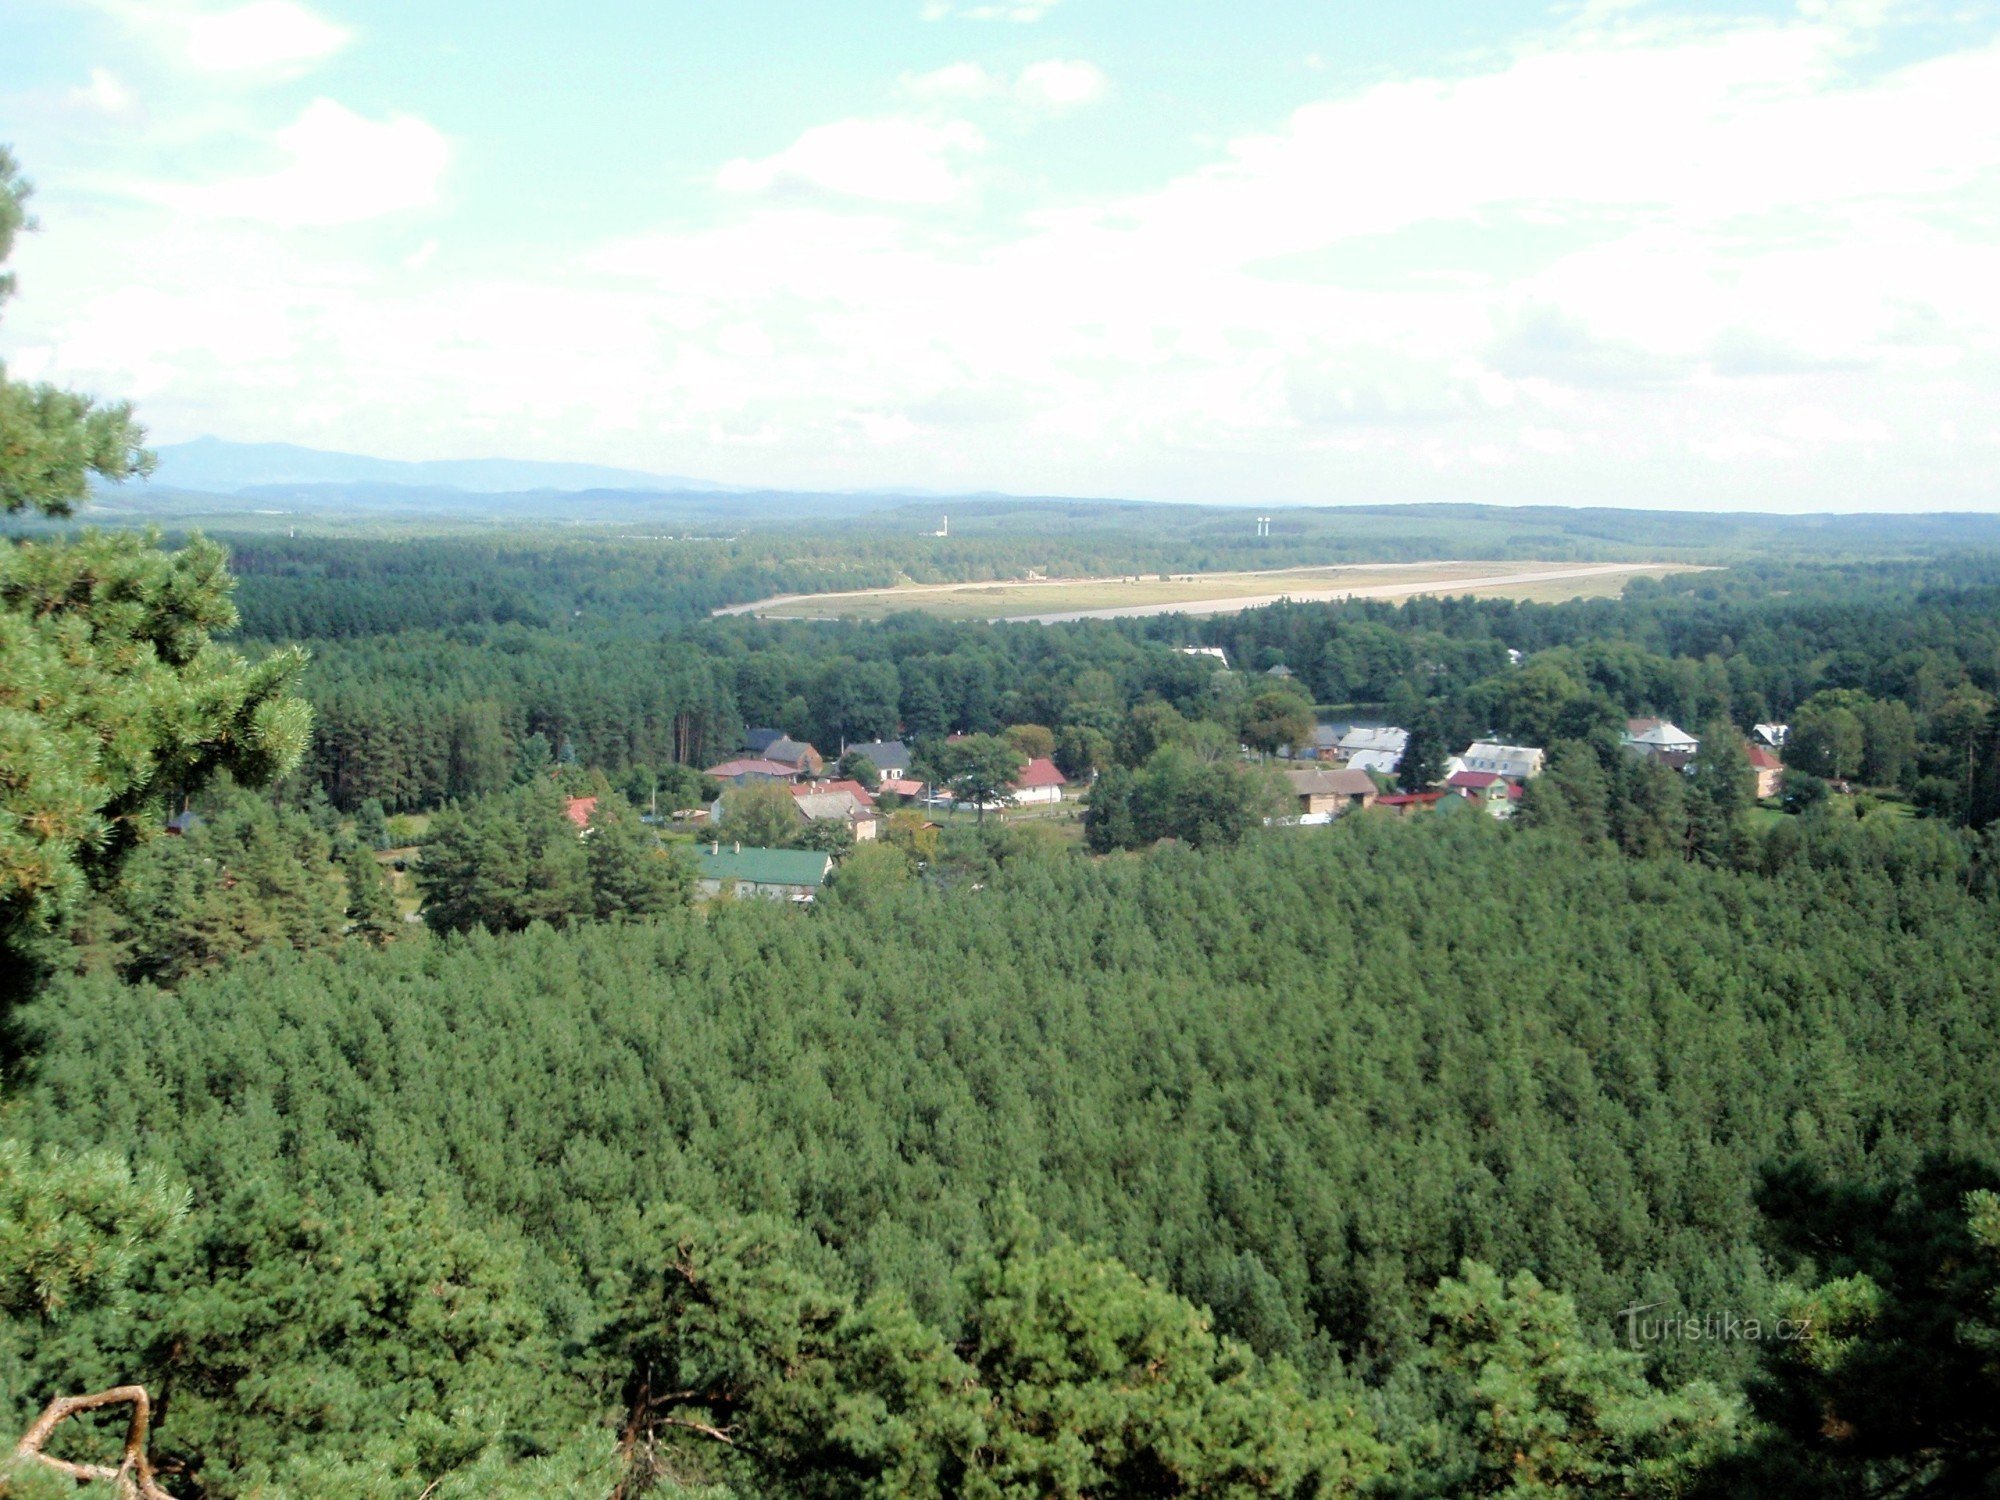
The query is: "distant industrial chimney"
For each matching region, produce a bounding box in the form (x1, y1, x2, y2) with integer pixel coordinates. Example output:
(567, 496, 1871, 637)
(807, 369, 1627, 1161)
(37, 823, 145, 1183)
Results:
(933, 515, 949, 538)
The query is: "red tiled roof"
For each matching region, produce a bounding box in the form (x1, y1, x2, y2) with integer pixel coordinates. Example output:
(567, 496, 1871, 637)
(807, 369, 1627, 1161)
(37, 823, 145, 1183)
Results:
(1013, 756, 1068, 789)
(879, 777, 926, 797)
(1375, 791, 1446, 807)
(1446, 770, 1502, 789)
(564, 796, 598, 829)
(1745, 743, 1782, 770)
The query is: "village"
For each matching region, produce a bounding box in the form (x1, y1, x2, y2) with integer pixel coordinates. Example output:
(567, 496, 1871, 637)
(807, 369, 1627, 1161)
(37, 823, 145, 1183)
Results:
(644, 681, 1791, 900)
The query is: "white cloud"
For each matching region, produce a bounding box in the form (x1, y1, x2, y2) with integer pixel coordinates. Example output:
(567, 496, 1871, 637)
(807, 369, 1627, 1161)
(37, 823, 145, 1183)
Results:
(17, 0, 2000, 508)
(183, 1, 348, 71)
(155, 99, 449, 225)
(901, 62, 997, 101)
(1015, 58, 1107, 110)
(68, 67, 135, 114)
(717, 118, 985, 204)
(901, 59, 1108, 112)
(921, 0, 1061, 20)
(81, 0, 349, 74)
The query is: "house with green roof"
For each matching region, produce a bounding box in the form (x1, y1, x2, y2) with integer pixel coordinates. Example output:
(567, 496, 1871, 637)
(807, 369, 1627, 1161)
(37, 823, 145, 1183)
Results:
(694, 843, 833, 902)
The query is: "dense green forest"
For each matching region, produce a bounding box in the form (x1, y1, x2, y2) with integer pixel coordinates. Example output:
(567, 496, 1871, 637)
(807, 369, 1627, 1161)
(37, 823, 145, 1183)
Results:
(7, 816, 2000, 1495)
(9, 149, 2000, 1500)
(11, 515, 2000, 1496)
(222, 539, 2000, 825)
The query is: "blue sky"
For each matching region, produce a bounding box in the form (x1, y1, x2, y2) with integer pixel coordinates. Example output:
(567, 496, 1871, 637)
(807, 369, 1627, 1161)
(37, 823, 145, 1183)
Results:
(3, 0, 1998, 509)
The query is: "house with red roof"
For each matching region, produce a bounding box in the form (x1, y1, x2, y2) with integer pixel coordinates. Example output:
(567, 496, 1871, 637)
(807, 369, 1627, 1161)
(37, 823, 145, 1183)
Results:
(564, 796, 598, 831)
(1373, 790, 1448, 819)
(1443, 769, 1525, 819)
(1745, 741, 1784, 799)
(1009, 756, 1069, 806)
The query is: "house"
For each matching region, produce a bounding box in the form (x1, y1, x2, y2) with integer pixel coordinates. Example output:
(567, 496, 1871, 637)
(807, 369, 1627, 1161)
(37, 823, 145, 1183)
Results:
(563, 795, 598, 830)
(1459, 742, 1546, 780)
(1373, 791, 1447, 818)
(1278, 724, 1342, 761)
(1177, 646, 1229, 666)
(704, 756, 802, 784)
(742, 726, 785, 755)
(1753, 723, 1789, 749)
(796, 778, 876, 809)
(1009, 757, 1069, 806)
(878, 776, 927, 799)
(1281, 767, 1377, 821)
(1445, 770, 1522, 819)
(1746, 742, 1784, 799)
(790, 789, 880, 841)
(761, 736, 824, 776)
(694, 843, 833, 901)
(1344, 748, 1402, 777)
(1337, 725, 1408, 762)
(1265, 663, 1295, 679)
(1622, 718, 1699, 758)
(841, 739, 912, 778)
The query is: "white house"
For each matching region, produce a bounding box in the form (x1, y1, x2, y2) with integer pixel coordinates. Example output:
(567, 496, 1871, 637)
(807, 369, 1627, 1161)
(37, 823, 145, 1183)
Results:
(842, 739, 912, 778)
(1337, 726, 1408, 761)
(1622, 718, 1700, 758)
(1345, 748, 1402, 776)
(1009, 757, 1069, 806)
(791, 789, 880, 841)
(1753, 723, 1789, 749)
(1459, 742, 1546, 780)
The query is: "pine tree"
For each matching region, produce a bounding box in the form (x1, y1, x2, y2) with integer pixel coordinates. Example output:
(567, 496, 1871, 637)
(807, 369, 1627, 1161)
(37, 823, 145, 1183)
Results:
(1399, 716, 1445, 792)
(354, 797, 392, 851)
(1, 151, 310, 955)
(585, 795, 692, 921)
(1687, 721, 1751, 867)
(342, 843, 400, 945)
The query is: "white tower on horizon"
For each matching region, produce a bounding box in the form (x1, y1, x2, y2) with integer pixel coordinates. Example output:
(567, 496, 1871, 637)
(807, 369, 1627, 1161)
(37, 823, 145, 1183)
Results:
(934, 515, 949, 538)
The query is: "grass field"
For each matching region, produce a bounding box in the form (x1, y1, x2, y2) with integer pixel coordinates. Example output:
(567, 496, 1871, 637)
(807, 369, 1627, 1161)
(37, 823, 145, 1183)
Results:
(726, 560, 1700, 623)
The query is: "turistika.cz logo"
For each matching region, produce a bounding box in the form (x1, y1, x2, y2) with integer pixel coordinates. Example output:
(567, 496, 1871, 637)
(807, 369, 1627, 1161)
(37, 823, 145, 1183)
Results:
(1618, 1301, 1815, 1349)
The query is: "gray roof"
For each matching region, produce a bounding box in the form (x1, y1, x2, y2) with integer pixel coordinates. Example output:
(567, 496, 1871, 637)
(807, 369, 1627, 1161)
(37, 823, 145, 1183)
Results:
(1284, 767, 1378, 797)
(762, 736, 819, 765)
(843, 739, 910, 769)
(793, 790, 871, 822)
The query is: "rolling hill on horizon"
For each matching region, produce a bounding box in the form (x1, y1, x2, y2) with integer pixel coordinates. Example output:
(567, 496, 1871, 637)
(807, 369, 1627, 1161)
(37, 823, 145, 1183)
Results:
(140, 435, 733, 495)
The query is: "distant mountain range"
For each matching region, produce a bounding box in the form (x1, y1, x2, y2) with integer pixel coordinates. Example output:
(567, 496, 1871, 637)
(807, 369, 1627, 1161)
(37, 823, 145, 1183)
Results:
(142, 437, 735, 495)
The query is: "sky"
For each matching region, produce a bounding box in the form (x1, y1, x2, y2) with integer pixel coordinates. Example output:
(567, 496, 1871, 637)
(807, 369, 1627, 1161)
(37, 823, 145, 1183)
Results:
(2, 0, 1998, 511)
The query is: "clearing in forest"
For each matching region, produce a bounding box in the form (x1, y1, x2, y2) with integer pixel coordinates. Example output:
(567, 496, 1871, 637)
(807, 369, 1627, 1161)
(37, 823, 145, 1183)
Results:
(720, 560, 1700, 623)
